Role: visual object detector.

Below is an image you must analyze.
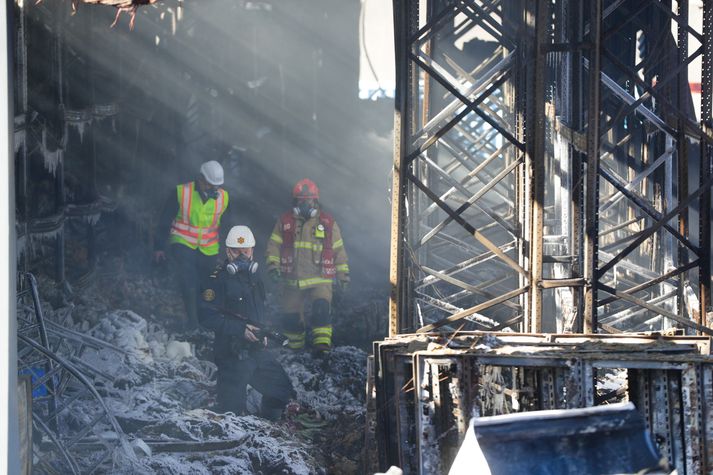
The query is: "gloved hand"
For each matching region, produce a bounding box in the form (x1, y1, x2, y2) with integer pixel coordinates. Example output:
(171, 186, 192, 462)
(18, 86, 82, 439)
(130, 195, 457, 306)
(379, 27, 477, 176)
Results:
(268, 268, 281, 283)
(338, 279, 349, 292)
(244, 324, 268, 347)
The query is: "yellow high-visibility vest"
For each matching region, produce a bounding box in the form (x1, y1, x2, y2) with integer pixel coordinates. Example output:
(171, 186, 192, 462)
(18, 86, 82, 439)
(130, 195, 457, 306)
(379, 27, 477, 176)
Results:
(169, 182, 228, 256)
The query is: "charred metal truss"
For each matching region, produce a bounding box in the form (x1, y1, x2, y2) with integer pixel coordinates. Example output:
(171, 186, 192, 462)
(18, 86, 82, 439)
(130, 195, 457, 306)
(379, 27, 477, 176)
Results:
(17, 273, 136, 474)
(370, 332, 713, 473)
(390, 0, 713, 336)
(384, 1, 713, 473)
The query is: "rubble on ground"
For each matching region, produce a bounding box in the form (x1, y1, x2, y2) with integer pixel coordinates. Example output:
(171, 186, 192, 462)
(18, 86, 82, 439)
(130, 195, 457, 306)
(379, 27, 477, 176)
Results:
(22, 258, 376, 474)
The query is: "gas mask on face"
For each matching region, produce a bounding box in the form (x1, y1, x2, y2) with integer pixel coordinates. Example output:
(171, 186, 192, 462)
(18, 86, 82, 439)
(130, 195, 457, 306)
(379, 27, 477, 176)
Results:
(226, 254, 258, 275)
(293, 201, 318, 219)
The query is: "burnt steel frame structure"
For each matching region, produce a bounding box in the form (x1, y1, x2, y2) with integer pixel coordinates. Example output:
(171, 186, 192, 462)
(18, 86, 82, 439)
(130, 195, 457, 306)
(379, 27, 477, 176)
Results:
(390, 0, 713, 337)
(369, 332, 713, 473)
(16, 273, 136, 474)
(14, 0, 120, 292)
(382, 0, 713, 473)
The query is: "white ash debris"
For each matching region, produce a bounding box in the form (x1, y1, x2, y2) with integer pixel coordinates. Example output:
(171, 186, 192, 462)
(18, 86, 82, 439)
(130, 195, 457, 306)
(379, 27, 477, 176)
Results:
(142, 409, 253, 442)
(474, 333, 502, 351)
(92, 310, 154, 362)
(64, 308, 323, 474)
(41, 128, 63, 175)
(464, 312, 499, 328)
(66, 119, 90, 143)
(26, 263, 369, 474)
(136, 411, 318, 475)
(277, 345, 367, 420)
(131, 438, 153, 458)
(142, 445, 315, 475)
(89, 310, 194, 363)
(82, 310, 214, 422)
(14, 129, 25, 153)
(597, 368, 628, 394)
(72, 310, 320, 474)
(165, 340, 193, 360)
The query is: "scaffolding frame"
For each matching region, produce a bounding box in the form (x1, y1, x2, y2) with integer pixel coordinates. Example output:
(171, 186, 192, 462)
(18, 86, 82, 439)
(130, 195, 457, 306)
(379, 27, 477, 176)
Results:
(382, 1, 713, 472)
(389, 0, 713, 337)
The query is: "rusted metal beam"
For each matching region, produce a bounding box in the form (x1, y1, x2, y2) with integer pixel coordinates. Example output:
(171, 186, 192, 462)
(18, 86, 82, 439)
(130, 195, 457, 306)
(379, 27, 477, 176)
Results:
(389, 0, 414, 336)
(583, 0, 602, 333)
(700, 0, 713, 328)
(527, 0, 549, 333)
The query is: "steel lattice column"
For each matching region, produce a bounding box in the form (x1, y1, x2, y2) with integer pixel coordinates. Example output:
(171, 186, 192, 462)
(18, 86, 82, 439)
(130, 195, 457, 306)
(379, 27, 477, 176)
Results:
(390, 0, 713, 336)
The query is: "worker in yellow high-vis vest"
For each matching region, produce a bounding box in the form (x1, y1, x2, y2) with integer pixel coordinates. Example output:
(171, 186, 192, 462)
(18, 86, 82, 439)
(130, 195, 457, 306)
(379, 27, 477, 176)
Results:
(265, 179, 349, 353)
(154, 161, 229, 331)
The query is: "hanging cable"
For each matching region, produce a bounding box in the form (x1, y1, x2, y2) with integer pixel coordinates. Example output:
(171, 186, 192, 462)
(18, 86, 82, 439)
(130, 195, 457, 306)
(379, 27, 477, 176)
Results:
(359, 0, 386, 98)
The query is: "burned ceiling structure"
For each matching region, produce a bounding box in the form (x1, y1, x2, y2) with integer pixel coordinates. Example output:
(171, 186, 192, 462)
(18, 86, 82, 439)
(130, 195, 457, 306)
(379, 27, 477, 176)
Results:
(11, 0, 388, 472)
(13, 0, 389, 294)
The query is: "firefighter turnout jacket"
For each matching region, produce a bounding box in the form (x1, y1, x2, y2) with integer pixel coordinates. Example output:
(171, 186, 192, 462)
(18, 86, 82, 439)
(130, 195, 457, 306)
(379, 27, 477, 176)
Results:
(265, 210, 349, 288)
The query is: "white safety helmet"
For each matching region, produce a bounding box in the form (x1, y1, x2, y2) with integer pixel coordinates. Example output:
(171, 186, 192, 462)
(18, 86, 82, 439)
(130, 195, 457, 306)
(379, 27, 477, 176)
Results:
(199, 160, 224, 186)
(225, 225, 255, 248)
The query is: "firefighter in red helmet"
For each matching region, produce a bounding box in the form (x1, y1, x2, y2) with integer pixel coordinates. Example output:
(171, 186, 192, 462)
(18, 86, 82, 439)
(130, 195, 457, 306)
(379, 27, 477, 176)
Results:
(265, 179, 350, 352)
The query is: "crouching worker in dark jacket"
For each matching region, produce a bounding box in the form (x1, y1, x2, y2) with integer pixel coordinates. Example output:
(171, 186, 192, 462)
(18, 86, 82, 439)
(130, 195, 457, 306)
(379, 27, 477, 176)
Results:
(199, 225, 295, 420)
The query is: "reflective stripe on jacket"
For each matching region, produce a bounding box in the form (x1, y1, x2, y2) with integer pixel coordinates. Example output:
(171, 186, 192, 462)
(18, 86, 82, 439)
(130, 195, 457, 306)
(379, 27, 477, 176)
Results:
(265, 209, 349, 289)
(279, 211, 336, 278)
(169, 182, 228, 256)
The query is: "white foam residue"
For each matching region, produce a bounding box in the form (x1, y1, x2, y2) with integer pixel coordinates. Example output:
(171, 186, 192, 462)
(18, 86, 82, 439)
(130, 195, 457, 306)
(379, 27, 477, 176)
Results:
(41, 128, 63, 175)
(17, 234, 27, 257)
(278, 345, 367, 420)
(29, 261, 368, 474)
(14, 129, 25, 153)
(70, 120, 89, 143)
(165, 340, 192, 360)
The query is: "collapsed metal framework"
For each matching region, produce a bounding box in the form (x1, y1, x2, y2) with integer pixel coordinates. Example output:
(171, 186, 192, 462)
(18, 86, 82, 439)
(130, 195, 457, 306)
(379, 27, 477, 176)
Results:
(17, 273, 135, 474)
(389, 0, 713, 336)
(370, 332, 713, 473)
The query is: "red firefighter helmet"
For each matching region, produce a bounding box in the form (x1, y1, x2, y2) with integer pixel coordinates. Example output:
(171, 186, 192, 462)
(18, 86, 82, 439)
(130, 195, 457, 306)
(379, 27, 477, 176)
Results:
(293, 178, 319, 200)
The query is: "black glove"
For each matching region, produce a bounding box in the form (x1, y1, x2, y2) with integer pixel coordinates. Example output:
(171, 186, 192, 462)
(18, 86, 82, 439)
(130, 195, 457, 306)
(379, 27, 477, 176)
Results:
(268, 268, 281, 283)
(338, 279, 349, 292)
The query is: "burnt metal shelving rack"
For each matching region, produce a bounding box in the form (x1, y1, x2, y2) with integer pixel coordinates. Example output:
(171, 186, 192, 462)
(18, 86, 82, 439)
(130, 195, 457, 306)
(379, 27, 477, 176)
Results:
(373, 0, 713, 473)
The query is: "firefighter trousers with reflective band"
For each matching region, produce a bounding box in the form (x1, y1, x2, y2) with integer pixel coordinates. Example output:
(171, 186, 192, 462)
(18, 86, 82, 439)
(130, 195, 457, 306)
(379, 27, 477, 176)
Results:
(215, 350, 295, 417)
(279, 284, 333, 349)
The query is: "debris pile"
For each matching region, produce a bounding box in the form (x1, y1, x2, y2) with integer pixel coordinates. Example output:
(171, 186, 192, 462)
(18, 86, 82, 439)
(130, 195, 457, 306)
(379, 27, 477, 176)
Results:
(24, 261, 372, 474)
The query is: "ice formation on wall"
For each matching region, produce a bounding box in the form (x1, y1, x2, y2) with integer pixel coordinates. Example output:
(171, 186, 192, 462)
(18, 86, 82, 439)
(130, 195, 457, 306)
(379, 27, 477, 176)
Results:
(41, 128, 63, 176)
